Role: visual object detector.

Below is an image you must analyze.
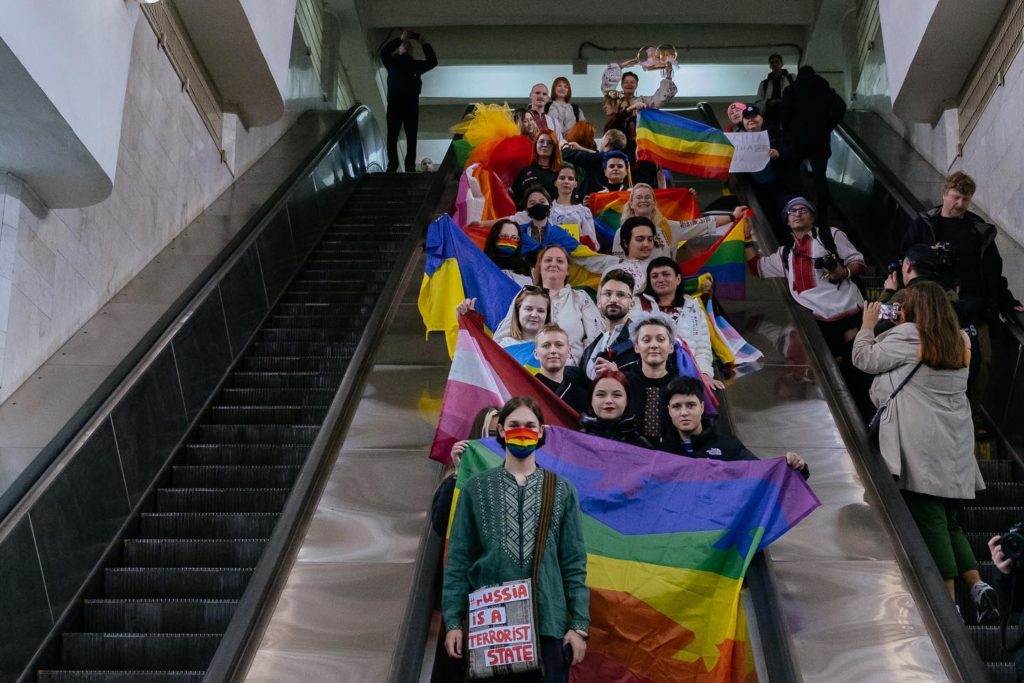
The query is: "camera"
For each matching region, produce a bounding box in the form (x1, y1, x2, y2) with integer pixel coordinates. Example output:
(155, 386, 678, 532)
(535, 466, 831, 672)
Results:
(813, 253, 839, 272)
(878, 303, 902, 321)
(1000, 522, 1024, 565)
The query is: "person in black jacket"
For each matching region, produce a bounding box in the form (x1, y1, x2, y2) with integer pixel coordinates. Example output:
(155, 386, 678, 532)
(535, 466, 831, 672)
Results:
(901, 172, 1024, 431)
(535, 324, 591, 415)
(579, 367, 652, 448)
(781, 65, 846, 227)
(988, 534, 1024, 680)
(580, 269, 639, 378)
(660, 376, 809, 478)
(380, 30, 438, 173)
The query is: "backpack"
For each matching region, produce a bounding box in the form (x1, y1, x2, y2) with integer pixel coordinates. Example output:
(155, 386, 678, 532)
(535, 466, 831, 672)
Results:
(780, 226, 838, 272)
(545, 100, 581, 122)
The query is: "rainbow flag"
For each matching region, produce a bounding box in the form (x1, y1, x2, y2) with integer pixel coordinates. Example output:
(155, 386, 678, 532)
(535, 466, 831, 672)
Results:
(418, 215, 522, 356)
(428, 311, 579, 463)
(680, 217, 748, 299)
(453, 164, 517, 232)
(707, 297, 762, 367)
(586, 188, 699, 253)
(636, 110, 735, 180)
(448, 427, 820, 681)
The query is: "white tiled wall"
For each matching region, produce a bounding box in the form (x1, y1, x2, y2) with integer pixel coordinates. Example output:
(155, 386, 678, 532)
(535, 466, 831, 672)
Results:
(0, 17, 315, 402)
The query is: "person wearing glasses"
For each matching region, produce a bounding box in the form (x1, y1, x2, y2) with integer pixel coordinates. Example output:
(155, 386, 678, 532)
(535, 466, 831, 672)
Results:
(512, 128, 561, 202)
(579, 269, 640, 379)
(744, 197, 865, 364)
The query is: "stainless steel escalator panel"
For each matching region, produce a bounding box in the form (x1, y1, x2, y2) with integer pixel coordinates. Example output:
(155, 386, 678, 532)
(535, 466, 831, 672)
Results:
(724, 276, 948, 681)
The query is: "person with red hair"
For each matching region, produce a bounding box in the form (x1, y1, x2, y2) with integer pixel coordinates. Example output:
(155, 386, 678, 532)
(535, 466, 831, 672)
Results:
(579, 367, 652, 447)
(547, 76, 586, 133)
(512, 128, 562, 201)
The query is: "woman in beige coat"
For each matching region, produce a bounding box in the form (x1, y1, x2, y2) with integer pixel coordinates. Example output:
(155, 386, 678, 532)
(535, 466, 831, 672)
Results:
(852, 282, 996, 622)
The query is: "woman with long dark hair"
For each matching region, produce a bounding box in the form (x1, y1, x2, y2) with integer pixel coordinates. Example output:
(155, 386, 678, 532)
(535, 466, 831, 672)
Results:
(484, 218, 533, 286)
(852, 281, 994, 622)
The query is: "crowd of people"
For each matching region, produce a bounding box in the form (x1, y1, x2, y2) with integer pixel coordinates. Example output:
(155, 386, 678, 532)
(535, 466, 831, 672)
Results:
(401, 44, 1024, 680)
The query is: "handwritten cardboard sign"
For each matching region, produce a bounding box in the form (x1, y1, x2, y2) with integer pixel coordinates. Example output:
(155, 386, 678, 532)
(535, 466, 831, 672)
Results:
(467, 579, 539, 675)
(724, 131, 771, 173)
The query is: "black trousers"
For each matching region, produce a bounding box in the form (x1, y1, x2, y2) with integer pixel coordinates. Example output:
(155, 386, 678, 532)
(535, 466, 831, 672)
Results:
(794, 151, 832, 226)
(386, 96, 419, 171)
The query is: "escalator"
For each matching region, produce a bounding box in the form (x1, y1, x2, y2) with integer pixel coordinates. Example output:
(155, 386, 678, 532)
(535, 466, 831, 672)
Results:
(0, 104, 452, 682)
(34, 174, 430, 680)
(780, 109, 1024, 681)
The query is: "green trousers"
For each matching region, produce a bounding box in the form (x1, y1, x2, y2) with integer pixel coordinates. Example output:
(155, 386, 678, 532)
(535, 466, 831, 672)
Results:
(901, 490, 978, 579)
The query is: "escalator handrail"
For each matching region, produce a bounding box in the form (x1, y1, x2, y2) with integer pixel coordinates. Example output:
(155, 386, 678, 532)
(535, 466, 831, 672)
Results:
(836, 120, 1024, 350)
(203, 115, 460, 683)
(0, 106, 364, 526)
(735, 174, 992, 683)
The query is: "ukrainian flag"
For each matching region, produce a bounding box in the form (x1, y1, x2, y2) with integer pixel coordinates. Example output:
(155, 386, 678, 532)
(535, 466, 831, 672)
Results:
(418, 215, 521, 357)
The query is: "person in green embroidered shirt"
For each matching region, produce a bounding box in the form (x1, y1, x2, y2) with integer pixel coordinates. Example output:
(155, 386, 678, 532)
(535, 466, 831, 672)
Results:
(443, 396, 590, 681)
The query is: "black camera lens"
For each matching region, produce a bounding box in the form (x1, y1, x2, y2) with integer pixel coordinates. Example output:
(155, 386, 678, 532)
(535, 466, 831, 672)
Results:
(1002, 524, 1024, 561)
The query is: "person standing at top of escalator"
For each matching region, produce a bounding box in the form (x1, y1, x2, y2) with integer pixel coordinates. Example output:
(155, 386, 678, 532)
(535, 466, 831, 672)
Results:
(781, 65, 846, 227)
(380, 29, 438, 173)
(754, 53, 794, 132)
(901, 171, 1024, 437)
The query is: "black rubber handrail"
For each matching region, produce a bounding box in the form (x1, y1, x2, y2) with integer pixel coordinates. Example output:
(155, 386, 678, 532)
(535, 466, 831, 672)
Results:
(734, 171, 991, 682)
(0, 108, 356, 524)
(204, 118, 460, 683)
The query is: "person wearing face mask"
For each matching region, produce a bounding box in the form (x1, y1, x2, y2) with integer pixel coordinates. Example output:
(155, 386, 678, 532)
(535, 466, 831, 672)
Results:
(494, 246, 602, 364)
(534, 324, 591, 414)
(483, 219, 533, 287)
(660, 377, 809, 478)
(443, 397, 590, 679)
(516, 186, 587, 261)
(579, 367, 651, 447)
(612, 183, 748, 259)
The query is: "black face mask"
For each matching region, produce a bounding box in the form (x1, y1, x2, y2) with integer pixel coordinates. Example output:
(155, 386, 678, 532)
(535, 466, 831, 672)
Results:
(526, 203, 551, 220)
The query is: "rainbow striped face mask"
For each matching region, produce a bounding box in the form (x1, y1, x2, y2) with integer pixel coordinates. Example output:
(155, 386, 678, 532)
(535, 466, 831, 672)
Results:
(503, 427, 540, 458)
(495, 237, 519, 255)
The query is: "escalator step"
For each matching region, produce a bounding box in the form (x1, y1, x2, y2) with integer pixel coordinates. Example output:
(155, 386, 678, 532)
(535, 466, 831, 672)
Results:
(973, 482, 1024, 506)
(229, 371, 343, 389)
(962, 507, 1024, 532)
(206, 405, 329, 424)
(172, 465, 301, 487)
(966, 533, 1004, 559)
(123, 539, 267, 567)
(184, 444, 309, 466)
(967, 625, 1022, 662)
(59, 633, 220, 670)
(219, 388, 335, 406)
(82, 598, 238, 632)
(266, 315, 363, 330)
(978, 459, 1016, 482)
(259, 327, 363, 342)
(195, 424, 319, 444)
(38, 671, 205, 682)
(283, 291, 375, 305)
(156, 488, 290, 513)
(138, 512, 279, 538)
(104, 567, 253, 599)
(250, 341, 359, 357)
(291, 275, 391, 289)
(987, 662, 1018, 683)
(240, 356, 348, 373)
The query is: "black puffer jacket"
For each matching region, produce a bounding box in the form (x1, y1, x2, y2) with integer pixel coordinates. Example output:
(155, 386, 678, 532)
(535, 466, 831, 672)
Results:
(579, 413, 652, 448)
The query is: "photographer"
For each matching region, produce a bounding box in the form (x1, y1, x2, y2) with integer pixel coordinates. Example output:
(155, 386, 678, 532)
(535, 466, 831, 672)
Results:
(988, 532, 1024, 680)
(874, 243, 960, 336)
(852, 283, 996, 621)
(380, 29, 438, 173)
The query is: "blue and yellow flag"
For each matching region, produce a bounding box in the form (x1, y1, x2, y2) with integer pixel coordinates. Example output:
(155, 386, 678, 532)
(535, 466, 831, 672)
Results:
(418, 215, 521, 356)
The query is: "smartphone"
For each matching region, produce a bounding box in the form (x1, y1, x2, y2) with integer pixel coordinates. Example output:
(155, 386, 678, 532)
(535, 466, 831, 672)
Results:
(562, 642, 573, 665)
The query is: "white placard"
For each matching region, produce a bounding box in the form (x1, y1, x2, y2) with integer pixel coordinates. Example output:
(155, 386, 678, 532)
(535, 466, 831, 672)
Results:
(724, 131, 771, 173)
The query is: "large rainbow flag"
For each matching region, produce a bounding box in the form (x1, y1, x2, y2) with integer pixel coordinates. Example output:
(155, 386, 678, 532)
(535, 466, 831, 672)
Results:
(636, 110, 735, 180)
(679, 216, 749, 299)
(428, 311, 578, 463)
(418, 215, 522, 356)
(448, 427, 820, 682)
(586, 188, 700, 253)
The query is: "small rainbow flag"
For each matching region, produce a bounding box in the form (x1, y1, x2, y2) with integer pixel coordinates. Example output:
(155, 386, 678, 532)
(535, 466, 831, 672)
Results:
(636, 109, 735, 180)
(680, 216, 749, 299)
(586, 188, 699, 253)
(447, 428, 819, 682)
